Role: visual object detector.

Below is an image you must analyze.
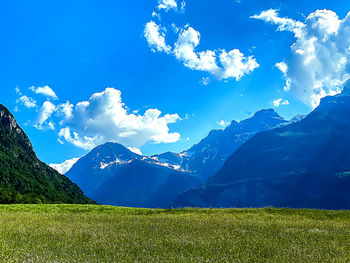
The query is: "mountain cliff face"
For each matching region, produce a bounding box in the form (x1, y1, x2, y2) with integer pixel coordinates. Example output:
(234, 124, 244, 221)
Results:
(177, 109, 290, 180)
(0, 104, 93, 204)
(66, 142, 199, 207)
(149, 109, 290, 181)
(173, 86, 350, 209)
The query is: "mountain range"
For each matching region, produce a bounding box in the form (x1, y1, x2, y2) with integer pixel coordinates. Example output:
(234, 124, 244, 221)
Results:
(176, 109, 293, 180)
(173, 83, 350, 209)
(0, 105, 93, 204)
(66, 108, 294, 207)
(4, 82, 350, 209)
(66, 142, 199, 207)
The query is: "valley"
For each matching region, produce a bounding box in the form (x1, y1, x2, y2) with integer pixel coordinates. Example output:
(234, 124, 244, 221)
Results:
(0, 204, 349, 262)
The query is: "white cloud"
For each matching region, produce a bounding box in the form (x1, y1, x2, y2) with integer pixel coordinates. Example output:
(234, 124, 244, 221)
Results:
(50, 157, 80, 174)
(251, 9, 305, 36)
(173, 26, 259, 80)
(158, 0, 177, 12)
(152, 11, 161, 20)
(252, 9, 350, 108)
(273, 98, 282, 107)
(145, 23, 259, 81)
(201, 77, 210, 86)
(180, 1, 186, 12)
(57, 88, 181, 150)
(35, 101, 56, 129)
(171, 23, 180, 34)
(145, 3, 259, 82)
(275, 62, 291, 91)
(30, 85, 58, 100)
(273, 98, 289, 107)
(275, 62, 288, 74)
(283, 78, 292, 92)
(47, 121, 55, 130)
(18, 86, 182, 151)
(127, 147, 143, 156)
(164, 113, 181, 123)
(218, 48, 259, 80)
(174, 27, 219, 73)
(58, 127, 99, 150)
(283, 100, 290, 105)
(15, 87, 22, 95)
(144, 21, 172, 54)
(17, 96, 37, 108)
(57, 101, 73, 120)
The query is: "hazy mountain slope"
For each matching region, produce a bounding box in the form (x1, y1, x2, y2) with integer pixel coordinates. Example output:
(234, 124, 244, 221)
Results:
(66, 142, 199, 207)
(151, 152, 183, 167)
(66, 142, 141, 196)
(65, 109, 294, 208)
(91, 159, 199, 208)
(173, 86, 350, 209)
(0, 104, 93, 204)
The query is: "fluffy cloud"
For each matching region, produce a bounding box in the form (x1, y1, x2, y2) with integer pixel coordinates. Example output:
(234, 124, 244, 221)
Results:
(173, 26, 259, 80)
(145, 23, 259, 81)
(275, 62, 288, 74)
(17, 96, 37, 108)
(55, 88, 181, 150)
(58, 127, 98, 150)
(35, 101, 56, 129)
(273, 98, 289, 107)
(49, 157, 80, 174)
(157, 0, 177, 12)
(30, 86, 58, 100)
(251, 9, 304, 35)
(15, 86, 76, 130)
(275, 62, 291, 91)
(145, 2, 258, 81)
(57, 101, 73, 120)
(144, 21, 172, 54)
(252, 9, 350, 108)
(164, 113, 181, 123)
(218, 48, 259, 80)
(174, 27, 219, 73)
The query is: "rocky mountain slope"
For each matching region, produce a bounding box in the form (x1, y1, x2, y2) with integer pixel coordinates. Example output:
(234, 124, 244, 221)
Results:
(176, 109, 291, 180)
(173, 84, 350, 209)
(0, 104, 93, 204)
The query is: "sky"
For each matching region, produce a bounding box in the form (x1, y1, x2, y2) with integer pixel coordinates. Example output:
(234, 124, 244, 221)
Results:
(1, 0, 350, 171)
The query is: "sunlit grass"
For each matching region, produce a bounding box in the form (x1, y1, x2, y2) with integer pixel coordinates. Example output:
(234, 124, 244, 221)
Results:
(0, 205, 349, 262)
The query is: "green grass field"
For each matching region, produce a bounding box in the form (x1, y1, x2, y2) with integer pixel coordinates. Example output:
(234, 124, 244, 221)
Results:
(0, 205, 349, 262)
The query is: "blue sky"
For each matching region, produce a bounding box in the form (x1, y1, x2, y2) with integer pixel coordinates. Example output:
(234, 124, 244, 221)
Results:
(1, 0, 349, 167)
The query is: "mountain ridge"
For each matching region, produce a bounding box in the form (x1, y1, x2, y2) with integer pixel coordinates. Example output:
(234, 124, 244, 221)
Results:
(0, 104, 94, 204)
(173, 86, 350, 209)
(66, 142, 199, 208)
(173, 108, 291, 180)
(66, 108, 295, 207)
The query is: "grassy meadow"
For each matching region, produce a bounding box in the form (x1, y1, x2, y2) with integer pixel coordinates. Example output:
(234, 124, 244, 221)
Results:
(0, 205, 349, 262)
